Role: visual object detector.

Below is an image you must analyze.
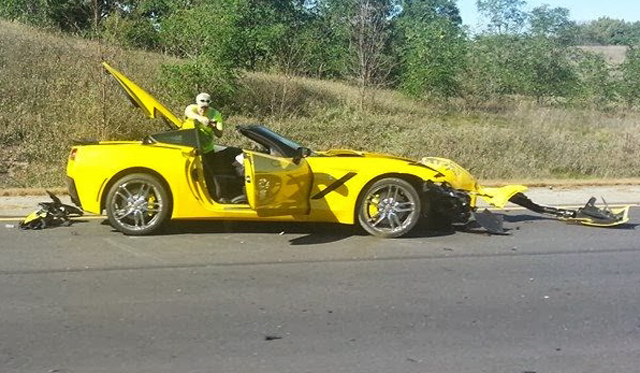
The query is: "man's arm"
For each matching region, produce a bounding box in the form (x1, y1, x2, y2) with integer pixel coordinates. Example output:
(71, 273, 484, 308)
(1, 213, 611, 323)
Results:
(184, 104, 210, 125)
(211, 110, 224, 138)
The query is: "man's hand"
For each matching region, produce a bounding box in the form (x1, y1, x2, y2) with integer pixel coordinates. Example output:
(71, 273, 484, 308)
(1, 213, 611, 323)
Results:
(200, 117, 210, 126)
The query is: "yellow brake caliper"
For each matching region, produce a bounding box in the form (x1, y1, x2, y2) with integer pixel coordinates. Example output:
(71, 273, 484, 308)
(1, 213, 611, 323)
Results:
(368, 194, 381, 219)
(147, 195, 156, 216)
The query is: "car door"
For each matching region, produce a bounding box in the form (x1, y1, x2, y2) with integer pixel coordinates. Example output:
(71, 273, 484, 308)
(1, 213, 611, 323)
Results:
(243, 151, 312, 216)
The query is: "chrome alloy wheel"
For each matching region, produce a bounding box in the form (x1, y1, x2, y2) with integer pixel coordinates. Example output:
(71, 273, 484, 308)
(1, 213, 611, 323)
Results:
(110, 180, 164, 232)
(360, 179, 420, 237)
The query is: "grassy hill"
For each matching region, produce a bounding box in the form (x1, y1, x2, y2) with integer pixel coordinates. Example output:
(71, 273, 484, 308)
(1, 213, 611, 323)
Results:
(578, 45, 629, 65)
(1, 20, 640, 188)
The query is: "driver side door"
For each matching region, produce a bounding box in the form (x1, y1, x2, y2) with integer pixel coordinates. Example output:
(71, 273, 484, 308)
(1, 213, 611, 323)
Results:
(243, 151, 312, 216)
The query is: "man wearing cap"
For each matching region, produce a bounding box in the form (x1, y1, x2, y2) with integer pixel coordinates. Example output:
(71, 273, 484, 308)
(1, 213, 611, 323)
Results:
(183, 92, 224, 153)
(183, 93, 243, 202)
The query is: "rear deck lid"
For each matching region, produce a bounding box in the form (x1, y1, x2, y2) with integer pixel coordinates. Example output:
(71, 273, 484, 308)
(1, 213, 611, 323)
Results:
(102, 62, 183, 130)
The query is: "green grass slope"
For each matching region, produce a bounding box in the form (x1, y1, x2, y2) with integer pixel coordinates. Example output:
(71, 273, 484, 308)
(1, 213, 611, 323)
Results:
(1, 20, 639, 188)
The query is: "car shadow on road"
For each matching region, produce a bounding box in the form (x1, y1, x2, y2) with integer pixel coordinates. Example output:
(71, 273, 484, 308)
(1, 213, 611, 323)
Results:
(502, 214, 554, 223)
(100, 219, 458, 245)
(160, 220, 358, 245)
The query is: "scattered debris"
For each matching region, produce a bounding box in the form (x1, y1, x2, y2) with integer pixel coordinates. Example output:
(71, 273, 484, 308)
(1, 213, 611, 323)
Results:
(264, 335, 282, 341)
(19, 191, 82, 230)
(5, 224, 15, 228)
(279, 231, 285, 235)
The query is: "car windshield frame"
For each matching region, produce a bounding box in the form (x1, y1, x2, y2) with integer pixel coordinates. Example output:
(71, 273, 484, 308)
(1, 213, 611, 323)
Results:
(237, 125, 311, 158)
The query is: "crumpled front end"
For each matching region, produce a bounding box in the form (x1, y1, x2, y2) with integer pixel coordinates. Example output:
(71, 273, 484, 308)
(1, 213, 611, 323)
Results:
(419, 157, 527, 209)
(420, 157, 478, 192)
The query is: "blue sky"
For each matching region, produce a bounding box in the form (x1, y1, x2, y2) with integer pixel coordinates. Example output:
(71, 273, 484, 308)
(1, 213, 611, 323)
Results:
(458, 0, 640, 30)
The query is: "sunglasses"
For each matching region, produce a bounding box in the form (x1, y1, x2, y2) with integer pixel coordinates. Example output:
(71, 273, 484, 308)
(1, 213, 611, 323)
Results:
(198, 99, 210, 104)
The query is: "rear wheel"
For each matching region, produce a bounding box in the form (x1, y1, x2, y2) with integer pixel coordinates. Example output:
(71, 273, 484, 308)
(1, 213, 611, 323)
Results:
(106, 173, 171, 235)
(357, 178, 421, 238)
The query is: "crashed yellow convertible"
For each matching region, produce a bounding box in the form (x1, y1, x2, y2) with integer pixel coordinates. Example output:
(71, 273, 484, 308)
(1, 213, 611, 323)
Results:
(65, 63, 630, 237)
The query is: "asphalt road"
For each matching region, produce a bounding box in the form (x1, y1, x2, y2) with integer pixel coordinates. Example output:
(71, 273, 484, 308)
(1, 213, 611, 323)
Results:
(1, 208, 639, 373)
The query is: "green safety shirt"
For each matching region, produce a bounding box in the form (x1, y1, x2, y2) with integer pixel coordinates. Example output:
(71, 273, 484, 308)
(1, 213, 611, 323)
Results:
(182, 105, 224, 154)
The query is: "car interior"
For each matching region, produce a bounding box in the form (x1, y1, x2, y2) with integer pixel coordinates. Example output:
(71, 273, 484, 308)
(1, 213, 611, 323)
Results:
(145, 125, 310, 205)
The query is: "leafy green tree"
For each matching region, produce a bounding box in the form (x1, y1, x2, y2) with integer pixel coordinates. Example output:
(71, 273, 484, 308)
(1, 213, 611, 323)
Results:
(575, 17, 632, 45)
(619, 47, 640, 107)
(476, 0, 527, 34)
(159, 58, 240, 110)
(0, 0, 92, 31)
(464, 35, 577, 102)
(319, 0, 397, 106)
(159, 0, 309, 70)
(529, 5, 576, 44)
(573, 50, 617, 105)
(395, 0, 467, 98)
(521, 36, 578, 101)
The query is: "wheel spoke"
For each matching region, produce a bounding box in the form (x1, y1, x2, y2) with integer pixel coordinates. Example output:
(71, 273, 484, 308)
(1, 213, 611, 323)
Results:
(392, 186, 399, 201)
(114, 207, 133, 219)
(117, 185, 133, 199)
(387, 213, 396, 229)
(391, 213, 402, 229)
(133, 210, 144, 227)
(139, 184, 152, 198)
(385, 185, 394, 200)
(115, 190, 130, 202)
(371, 213, 386, 227)
(394, 202, 414, 213)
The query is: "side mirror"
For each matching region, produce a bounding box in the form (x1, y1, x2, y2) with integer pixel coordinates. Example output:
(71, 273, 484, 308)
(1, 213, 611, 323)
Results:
(293, 147, 312, 165)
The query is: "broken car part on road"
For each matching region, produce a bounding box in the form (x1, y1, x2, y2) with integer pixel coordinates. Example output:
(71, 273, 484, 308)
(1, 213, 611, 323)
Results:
(19, 191, 83, 230)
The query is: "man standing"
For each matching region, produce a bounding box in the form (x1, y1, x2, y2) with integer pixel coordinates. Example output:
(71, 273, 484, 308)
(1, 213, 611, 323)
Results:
(183, 92, 224, 153)
(183, 93, 242, 202)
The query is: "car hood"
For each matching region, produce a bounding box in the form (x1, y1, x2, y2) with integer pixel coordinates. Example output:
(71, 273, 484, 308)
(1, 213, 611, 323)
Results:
(317, 149, 413, 161)
(102, 62, 183, 130)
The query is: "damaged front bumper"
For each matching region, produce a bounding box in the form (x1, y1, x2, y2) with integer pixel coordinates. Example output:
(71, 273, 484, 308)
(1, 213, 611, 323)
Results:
(421, 181, 471, 225)
(420, 183, 631, 235)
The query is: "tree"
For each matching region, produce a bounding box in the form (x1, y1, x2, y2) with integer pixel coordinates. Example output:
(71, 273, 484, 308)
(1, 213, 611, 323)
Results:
(529, 5, 575, 44)
(395, 0, 467, 98)
(322, 0, 396, 108)
(476, 0, 527, 34)
(0, 0, 92, 32)
(619, 47, 640, 107)
(574, 50, 616, 105)
(575, 17, 632, 45)
(464, 35, 577, 102)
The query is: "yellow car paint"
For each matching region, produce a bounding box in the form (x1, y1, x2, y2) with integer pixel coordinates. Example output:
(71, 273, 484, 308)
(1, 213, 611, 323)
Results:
(102, 62, 183, 129)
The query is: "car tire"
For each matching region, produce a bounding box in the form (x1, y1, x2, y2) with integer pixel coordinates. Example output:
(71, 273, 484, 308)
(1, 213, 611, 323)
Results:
(106, 173, 171, 236)
(357, 177, 421, 238)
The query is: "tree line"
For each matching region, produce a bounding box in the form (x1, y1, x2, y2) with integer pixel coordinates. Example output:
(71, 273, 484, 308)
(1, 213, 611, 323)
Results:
(1, 0, 639, 108)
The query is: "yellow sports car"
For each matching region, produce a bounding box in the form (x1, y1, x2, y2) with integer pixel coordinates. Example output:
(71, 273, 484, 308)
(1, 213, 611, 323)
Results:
(65, 63, 629, 237)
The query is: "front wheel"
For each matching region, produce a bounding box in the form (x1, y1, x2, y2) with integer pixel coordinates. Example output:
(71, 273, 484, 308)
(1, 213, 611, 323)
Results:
(106, 173, 171, 235)
(357, 178, 421, 238)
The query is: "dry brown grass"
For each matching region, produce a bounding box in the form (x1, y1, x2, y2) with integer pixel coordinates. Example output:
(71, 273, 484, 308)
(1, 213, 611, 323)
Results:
(0, 188, 68, 196)
(2, 20, 640, 189)
(578, 45, 628, 65)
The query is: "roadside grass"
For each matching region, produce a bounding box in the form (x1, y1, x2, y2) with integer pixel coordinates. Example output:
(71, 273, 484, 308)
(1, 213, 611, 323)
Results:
(1, 20, 639, 189)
